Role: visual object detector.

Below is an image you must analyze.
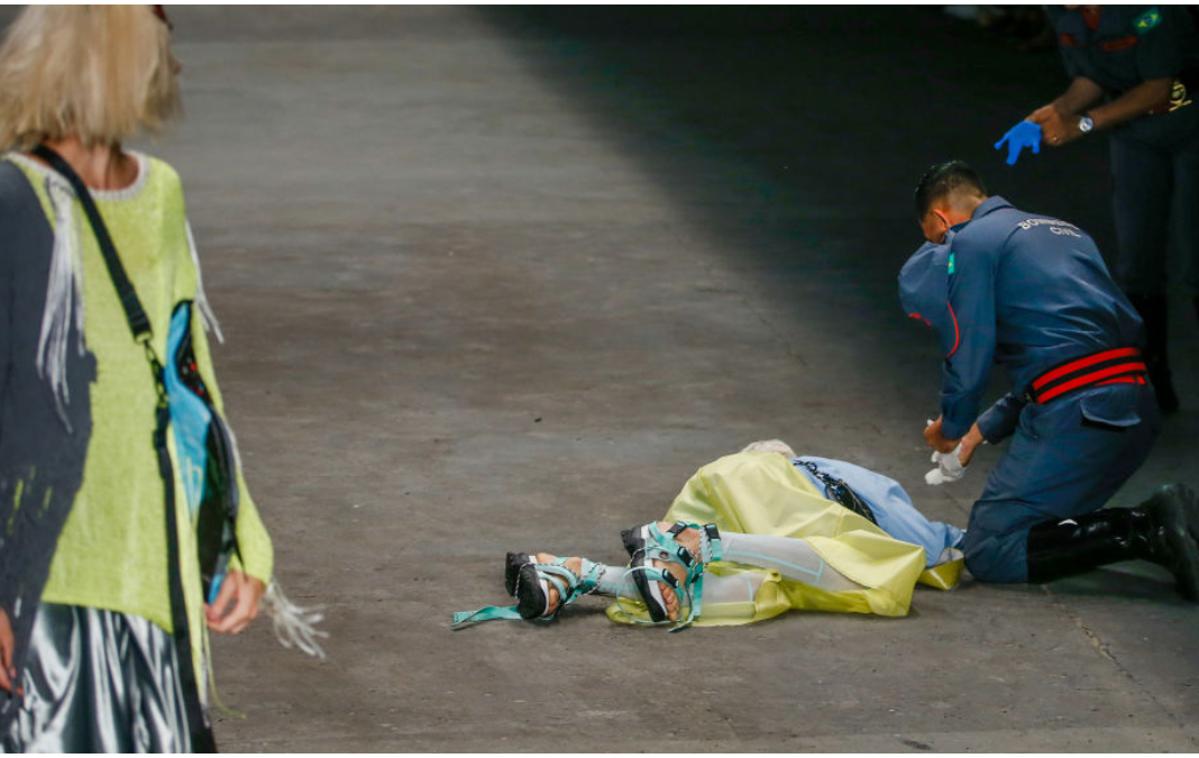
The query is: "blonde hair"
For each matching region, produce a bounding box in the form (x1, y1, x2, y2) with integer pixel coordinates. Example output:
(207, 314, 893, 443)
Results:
(0, 5, 180, 149)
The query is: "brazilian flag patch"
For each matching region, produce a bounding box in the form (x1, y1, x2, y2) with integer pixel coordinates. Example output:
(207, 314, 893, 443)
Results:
(1134, 7, 1161, 34)
(947, 252, 956, 276)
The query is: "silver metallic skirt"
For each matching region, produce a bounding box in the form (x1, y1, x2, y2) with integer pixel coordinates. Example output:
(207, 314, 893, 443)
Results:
(1, 603, 192, 753)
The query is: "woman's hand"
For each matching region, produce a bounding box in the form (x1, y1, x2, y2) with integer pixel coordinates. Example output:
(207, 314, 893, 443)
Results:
(0, 608, 17, 695)
(205, 571, 266, 634)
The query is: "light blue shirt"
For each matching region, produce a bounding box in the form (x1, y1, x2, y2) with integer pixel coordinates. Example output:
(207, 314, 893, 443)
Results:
(794, 456, 964, 567)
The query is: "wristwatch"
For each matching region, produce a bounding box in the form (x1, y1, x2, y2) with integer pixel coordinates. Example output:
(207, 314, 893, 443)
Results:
(1078, 114, 1095, 134)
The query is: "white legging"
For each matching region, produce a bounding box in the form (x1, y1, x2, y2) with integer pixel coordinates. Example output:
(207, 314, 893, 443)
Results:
(720, 531, 862, 592)
(594, 530, 862, 605)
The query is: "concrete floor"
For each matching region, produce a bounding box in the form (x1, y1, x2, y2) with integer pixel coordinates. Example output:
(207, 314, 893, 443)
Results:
(60, 6, 1199, 751)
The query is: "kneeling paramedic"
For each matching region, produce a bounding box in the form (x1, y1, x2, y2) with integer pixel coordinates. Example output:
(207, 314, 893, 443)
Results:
(899, 160, 1199, 598)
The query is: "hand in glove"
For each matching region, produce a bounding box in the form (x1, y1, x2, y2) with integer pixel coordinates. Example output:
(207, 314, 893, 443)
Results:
(923, 420, 985, 486)
(994, 120, 1042, 166)
(925, 444, 967, 486)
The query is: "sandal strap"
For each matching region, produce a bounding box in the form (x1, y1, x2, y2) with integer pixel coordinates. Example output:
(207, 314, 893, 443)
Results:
(541, 572, 571, 613)
(576, 559, 605, 593)
(453, 555, 601, 628)
(674, 574, 704, 632)
(647, 523, 694, 569)
(702, 523, 724, 563)
(539, 558, 603, 604)
(451, 604, 525, 628)
(657, 521, 723, 566)
(673, 526, 725, 629)
(622, 555, 704, 631)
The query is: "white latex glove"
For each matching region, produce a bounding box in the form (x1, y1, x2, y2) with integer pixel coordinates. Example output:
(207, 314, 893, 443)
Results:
(925, 444, 966, 485)
(924, 418, 967, 486)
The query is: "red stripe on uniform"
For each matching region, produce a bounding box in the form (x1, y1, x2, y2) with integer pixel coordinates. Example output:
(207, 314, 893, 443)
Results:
(1100, 35, 1137, 52)
(945, 303, 961, 358)
(1032, 347, 1141, 390)
(1095, 375, 1147, 388)
(1036, 362, 1148, 403)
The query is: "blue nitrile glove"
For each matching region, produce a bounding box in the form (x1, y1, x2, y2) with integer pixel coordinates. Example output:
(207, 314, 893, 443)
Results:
(994, 120, 1042, 165)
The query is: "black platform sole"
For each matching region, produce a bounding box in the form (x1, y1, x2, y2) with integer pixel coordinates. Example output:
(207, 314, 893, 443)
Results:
(620, 525, 669, 622)
(512, 562, 550, 619)
(620, 527, 642, 557)
(505, 551, 530, 597)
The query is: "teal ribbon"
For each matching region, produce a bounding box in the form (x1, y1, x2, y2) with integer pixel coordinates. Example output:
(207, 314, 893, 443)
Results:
(451, 604, 525, 629)
(706, 534, 724, 563)
(452, 557, 605, 629)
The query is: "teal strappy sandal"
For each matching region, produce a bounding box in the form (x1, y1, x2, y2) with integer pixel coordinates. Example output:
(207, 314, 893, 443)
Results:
(451, 552, 603, 629)
(619, 521, 722, 631)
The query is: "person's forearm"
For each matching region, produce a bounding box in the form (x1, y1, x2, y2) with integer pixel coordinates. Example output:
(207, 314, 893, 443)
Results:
(1088, 78, 1173, 131)
(1053, 77, 1105, 116)
(958, 422, 986, 466)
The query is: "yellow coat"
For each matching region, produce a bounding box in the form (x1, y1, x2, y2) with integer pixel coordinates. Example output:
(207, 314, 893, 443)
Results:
(607, 452, 953, 627)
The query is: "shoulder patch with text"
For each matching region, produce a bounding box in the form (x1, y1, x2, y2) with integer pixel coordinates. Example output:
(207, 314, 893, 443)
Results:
(1015, 218, 1082, 238)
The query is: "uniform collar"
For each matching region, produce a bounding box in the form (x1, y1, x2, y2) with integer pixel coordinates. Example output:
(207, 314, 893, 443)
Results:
(972, 195, 1011, 219)
(950, 195, 1012, 232)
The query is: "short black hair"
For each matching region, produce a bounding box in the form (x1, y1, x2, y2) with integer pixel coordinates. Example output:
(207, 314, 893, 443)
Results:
(914, 160, 987, 220)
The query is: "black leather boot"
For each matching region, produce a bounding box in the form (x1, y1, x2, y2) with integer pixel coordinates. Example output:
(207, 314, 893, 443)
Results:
(1127, 293, 1180, 414)
(1026, 484, 1199, 600)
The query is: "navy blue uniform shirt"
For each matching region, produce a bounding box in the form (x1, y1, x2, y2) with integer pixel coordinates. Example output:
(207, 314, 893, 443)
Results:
(1047, 6, 1198, 96)
(900, 196, 1144, 442)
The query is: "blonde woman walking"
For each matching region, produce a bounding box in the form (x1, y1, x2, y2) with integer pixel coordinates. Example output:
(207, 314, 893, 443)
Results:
(0, 6, 316, 751)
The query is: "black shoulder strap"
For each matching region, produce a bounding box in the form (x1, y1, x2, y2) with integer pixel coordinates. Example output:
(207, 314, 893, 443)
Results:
(31, 145, 153, 341)
(798, 460, 878, 525)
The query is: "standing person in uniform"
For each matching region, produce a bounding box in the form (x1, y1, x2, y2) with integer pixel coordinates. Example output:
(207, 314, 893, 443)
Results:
(0, 6, 322, 752)
(900, 161, 1199, 598)
(1024, 6, 1199, 413)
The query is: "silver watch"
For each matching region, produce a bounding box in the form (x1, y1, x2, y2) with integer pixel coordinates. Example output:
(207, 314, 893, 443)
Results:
(1078, 115, 1095, 133)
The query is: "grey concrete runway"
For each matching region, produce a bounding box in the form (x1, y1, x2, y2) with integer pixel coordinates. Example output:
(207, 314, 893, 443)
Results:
(42, 6, 1199, 751)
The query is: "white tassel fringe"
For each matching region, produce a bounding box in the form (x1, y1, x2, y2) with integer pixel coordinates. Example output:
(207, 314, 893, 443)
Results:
(185, 221, 224, 343)
(35, 178, 87, 430)
(263, 580, 328, 660)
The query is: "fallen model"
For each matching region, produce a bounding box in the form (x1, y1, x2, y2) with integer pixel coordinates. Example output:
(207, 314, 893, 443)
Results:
(453, 442, 967, 631)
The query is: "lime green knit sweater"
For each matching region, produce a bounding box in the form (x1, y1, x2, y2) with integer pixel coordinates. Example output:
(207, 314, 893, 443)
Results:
(6, 152, 273, 669)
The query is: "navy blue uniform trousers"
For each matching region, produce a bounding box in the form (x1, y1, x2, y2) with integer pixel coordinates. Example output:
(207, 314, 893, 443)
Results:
(962, 383, 1161, 583)
(1110, 105, 1199, 295)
